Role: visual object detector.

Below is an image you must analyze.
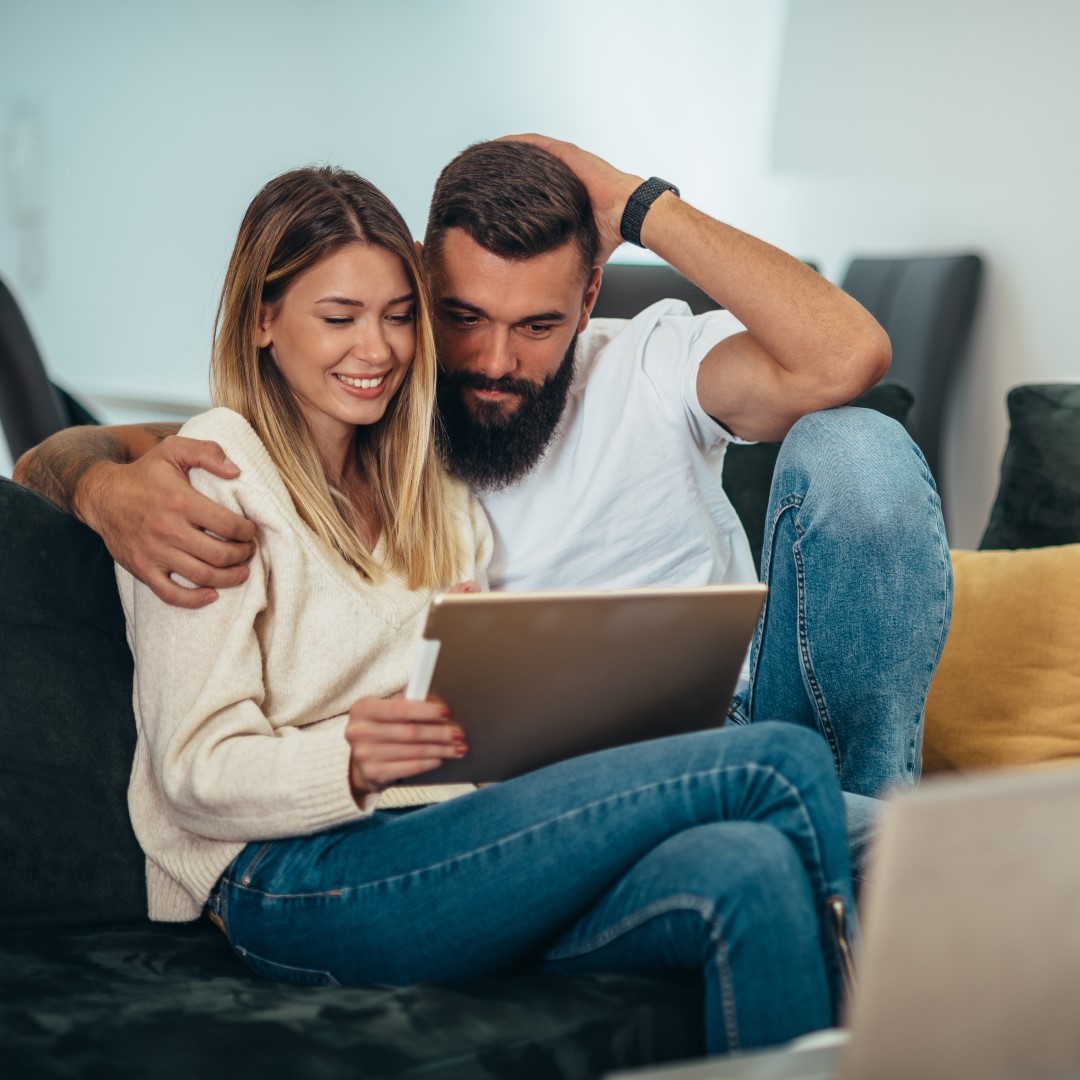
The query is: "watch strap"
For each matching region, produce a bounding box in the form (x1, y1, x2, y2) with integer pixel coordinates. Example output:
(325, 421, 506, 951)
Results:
(619, 176, 680, 247)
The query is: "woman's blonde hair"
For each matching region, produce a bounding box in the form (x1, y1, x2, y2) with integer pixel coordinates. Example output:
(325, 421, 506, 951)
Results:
(212, 165, 463, 588)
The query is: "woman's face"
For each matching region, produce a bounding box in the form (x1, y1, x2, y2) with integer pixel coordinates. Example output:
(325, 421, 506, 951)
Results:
(257, 242, 416, 465)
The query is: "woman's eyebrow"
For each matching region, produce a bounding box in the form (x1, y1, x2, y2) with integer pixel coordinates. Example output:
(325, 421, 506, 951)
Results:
(315, 293, 414, 307)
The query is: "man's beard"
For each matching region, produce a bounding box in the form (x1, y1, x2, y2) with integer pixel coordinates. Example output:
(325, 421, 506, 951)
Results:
(436, 335, 577, 492)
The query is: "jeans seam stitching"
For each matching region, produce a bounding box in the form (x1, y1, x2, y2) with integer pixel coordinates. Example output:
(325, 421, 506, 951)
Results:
(544, 893, 714, 958)
(238, 944, 341, 986)
(792, 527, 842, 777)
(544, 893, 740, 1052)
(746, 493, 803, 719)
(913, 493, 953, 778)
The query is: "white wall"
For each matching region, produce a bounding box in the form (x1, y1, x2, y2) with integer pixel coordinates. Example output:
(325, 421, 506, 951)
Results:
(767, 0, 1080, 545)
(2, 1, 1077, 548)
(0, 0, 784, 470)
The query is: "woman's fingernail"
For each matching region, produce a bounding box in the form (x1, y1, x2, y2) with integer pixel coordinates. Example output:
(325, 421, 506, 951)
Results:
(455, 743, 468, 757)
(451, 726, 466, 742)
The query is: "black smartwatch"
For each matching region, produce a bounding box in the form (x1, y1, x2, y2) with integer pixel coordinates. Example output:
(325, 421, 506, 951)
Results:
(619, 177, 680, 248)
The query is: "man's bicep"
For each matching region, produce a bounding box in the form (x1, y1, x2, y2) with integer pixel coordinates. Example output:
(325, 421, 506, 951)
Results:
(696, 333, 810, 444)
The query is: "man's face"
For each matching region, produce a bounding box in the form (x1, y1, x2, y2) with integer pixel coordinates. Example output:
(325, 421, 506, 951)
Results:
(431, 228, 601, 490)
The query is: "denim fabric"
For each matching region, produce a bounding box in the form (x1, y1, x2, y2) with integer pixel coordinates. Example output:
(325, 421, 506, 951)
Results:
(209, 723, 854, 1056)
(735, 408, 953, 801)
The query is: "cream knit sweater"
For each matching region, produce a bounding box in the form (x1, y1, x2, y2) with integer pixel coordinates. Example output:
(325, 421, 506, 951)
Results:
(117, 408, 492, 922)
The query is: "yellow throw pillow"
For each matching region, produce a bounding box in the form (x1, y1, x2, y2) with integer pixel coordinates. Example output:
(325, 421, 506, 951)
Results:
(923, 545, 1080, 773)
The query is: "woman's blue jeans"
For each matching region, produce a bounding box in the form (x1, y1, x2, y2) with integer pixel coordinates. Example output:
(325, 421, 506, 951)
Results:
(209, 723, 855, 1056)
(730, 408, 954, 880)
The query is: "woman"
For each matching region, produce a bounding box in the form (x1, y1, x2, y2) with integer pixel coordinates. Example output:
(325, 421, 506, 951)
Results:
(119, 165, 856, 1057)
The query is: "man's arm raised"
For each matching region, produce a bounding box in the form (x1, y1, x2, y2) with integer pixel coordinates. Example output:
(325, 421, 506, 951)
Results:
(501, 134, 891, 443)
(14, 424, 256, 608)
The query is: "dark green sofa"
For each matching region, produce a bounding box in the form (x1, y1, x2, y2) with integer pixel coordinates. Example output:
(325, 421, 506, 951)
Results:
(0, 477, 706, 1080)
(0, 386, 922, 1080)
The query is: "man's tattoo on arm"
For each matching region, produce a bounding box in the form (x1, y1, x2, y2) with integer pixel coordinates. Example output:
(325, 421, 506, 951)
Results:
(12, 423, 178, 518)
(14, 427, 125, 516)
(142, 424, 181, 443)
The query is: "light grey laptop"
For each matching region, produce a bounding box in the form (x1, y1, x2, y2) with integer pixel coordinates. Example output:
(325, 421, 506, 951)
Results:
(402, 585, 766, 785)
(607, 764, 1080, 1080)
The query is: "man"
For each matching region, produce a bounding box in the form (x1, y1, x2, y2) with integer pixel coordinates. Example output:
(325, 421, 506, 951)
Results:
(15, 135, 951, 841)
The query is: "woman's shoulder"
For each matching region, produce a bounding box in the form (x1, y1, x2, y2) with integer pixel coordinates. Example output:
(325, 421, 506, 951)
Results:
(178, 408, 291, 511)
(180, 407, 264, 460)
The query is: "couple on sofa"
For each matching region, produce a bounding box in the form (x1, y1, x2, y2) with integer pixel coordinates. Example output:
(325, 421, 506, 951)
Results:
(13, 133, 952, 1056)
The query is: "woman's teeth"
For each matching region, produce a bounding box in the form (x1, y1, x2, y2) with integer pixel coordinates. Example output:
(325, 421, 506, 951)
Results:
(336, 373, 386, 389)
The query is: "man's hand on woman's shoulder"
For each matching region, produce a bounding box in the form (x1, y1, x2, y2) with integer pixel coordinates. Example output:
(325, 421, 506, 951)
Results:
(91, 434, 258, 608)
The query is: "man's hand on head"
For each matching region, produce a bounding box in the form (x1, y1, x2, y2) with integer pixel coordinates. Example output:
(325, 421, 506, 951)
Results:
(80, 435, 257, 609)
(497, 134, 643, 266)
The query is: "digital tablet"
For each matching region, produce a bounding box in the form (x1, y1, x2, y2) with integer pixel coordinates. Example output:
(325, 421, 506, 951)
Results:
(402, 584, 767, 784)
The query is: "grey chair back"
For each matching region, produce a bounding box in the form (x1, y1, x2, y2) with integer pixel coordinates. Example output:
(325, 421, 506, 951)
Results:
(592, 261, 823, 320)
(0, 275, 96, 461)
(592, 263, 720, 319)
(841, 254, 983, 495)
(589, 254, 982, 502)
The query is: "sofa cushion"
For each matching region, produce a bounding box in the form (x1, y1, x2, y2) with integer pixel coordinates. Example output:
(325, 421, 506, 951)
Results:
(0, 919, 704, 1079)
(0, 478, 147, 928)
(723, 382, 915, 572)
(980, 383, 1080, 550)
(923, 544, 1080, 773)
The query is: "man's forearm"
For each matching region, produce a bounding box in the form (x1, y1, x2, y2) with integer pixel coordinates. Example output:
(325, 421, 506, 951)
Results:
(640, 195, 888, 387)
(13, 423, 179, 519)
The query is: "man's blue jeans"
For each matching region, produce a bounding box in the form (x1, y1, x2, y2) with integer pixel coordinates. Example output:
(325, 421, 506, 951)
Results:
(730, 408, 954, 878)
(209, 723, 855, 1056)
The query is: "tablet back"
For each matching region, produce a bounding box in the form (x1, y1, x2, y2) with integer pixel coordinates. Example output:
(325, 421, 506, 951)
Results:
(417, 585, 766, 784)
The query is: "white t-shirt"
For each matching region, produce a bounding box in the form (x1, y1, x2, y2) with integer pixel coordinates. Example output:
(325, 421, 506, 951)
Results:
(479, 299, 758, 596)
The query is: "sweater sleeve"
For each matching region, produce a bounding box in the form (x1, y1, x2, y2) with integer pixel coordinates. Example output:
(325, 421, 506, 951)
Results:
(121, 469, 373, 843)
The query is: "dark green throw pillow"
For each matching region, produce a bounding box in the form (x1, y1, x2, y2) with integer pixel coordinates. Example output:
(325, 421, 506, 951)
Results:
(980, 384, 1080, 551)
(0, 478, 147, 928)
(723, 382, 916, 573)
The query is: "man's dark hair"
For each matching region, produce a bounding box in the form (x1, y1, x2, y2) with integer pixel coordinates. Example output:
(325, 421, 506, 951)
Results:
(424, 141, 598, 281)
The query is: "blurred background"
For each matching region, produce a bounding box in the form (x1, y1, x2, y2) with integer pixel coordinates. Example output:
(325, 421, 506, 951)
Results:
(1, 0, 1077, 546)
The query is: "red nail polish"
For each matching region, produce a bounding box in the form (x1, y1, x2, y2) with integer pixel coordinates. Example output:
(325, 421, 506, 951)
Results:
(455, 744, 468, 757)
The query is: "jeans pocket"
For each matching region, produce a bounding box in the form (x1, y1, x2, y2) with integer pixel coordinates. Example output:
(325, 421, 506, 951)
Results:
(231, 841, 274, 888)
(235, 944, 341, 988)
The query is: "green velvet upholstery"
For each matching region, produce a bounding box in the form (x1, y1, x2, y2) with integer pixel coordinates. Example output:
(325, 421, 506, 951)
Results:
(0, 476, 707, 1077)
(0, 920, 702, 1079)
(0, 385, 932, 1075)
(0, 478, 145, 929)
(722, 383, 916, 573)
(980, 383, 1080, 550)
